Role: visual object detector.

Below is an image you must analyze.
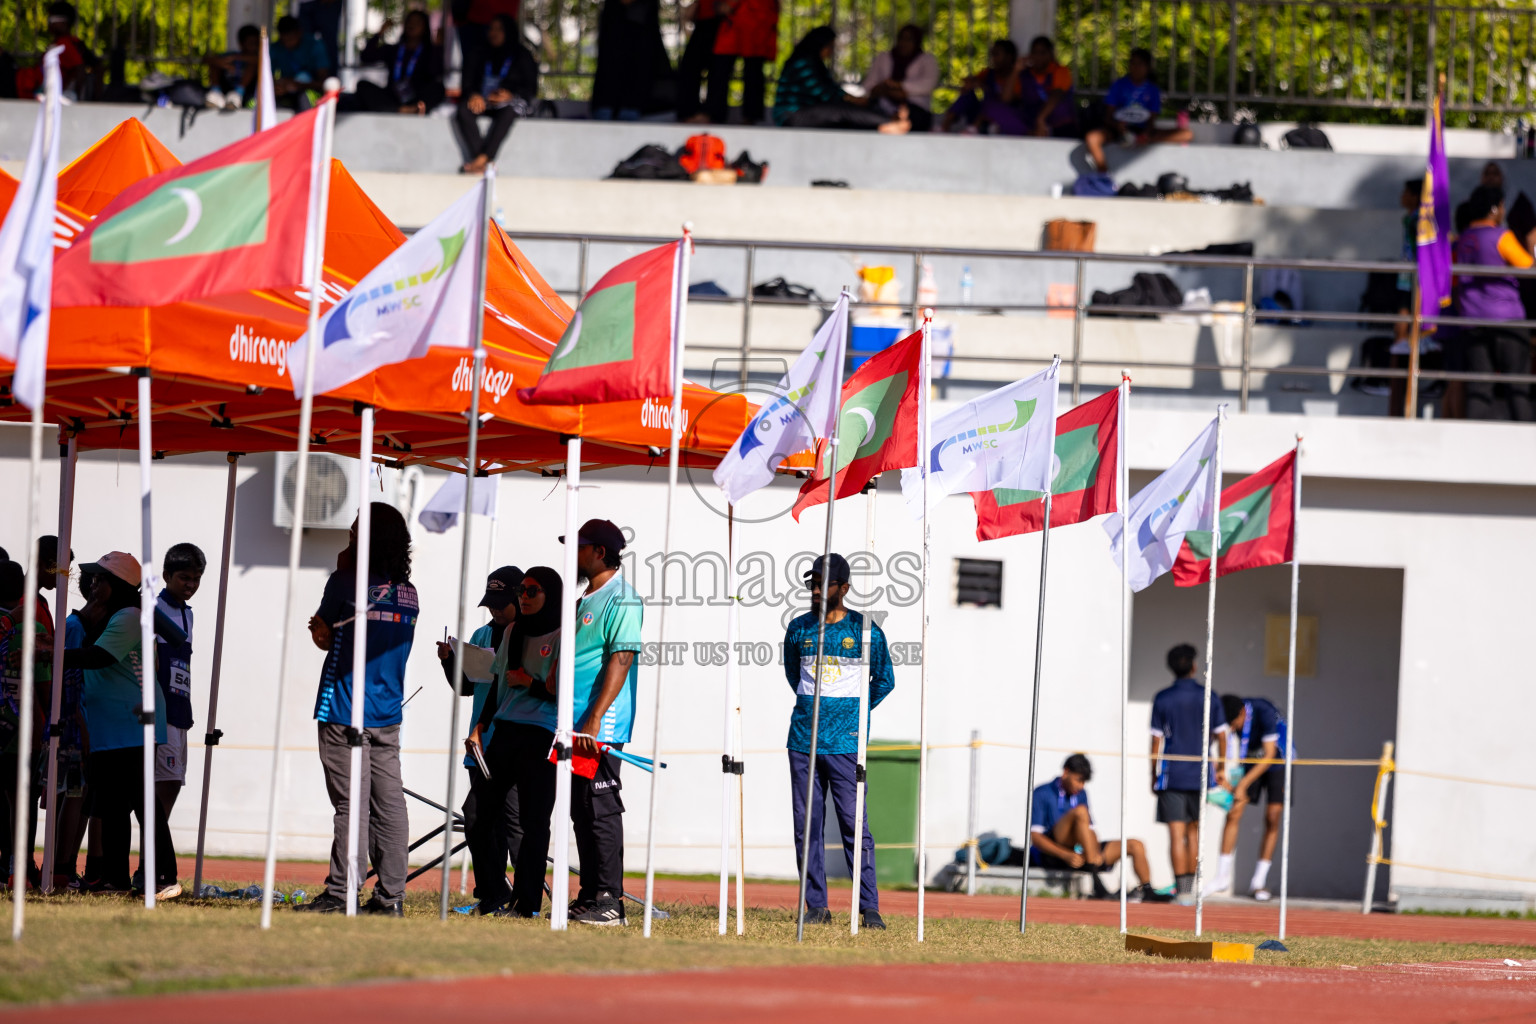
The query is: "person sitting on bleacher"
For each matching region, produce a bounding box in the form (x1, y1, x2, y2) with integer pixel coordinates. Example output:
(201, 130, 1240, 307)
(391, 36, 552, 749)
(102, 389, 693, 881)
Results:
(1083, 47, 1191, 171)
(1029, 753, 1170, 902)
(940, 38, 1027, 135)
(342, 10, 444, 114)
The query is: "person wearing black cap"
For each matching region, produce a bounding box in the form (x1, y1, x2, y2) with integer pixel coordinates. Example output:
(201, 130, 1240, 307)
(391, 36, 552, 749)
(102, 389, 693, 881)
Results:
(783, 552, 894, 930)
(560, 518, 642, 926)
(436, 564, 521, 913)
(471, 565, 564, 917)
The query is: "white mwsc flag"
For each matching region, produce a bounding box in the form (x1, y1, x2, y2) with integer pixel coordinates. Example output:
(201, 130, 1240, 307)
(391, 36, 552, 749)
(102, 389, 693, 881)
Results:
(901, 359, 1060, 519)
(713, 292, 848, 505)
(1105, 414, 1220, 591)
(0, 47, 62, 411)
(418, 472, 499, 533)
(289, 176, 487, 397)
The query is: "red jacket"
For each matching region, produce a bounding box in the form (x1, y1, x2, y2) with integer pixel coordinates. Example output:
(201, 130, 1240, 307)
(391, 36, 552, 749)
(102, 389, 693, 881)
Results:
(713, 0, 778, 59)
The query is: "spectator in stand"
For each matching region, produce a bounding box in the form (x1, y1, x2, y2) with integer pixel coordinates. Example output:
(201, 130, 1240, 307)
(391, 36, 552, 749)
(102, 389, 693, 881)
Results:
(456, 13, 540, 174)
(298, 0, 345, 74)
(14, 2, 100, 100)
(1084, 47, 1192, 172)
(940, 38, 1026, 135)
(773, 26, 910, 133)
(860, 24, 939, 133)
(205, 24, 262, 111)
(1019, 36, 1077, 137)
(675, 0, 719, 122)
(706, 0, 778, 125)
(1456, 161, 1507, 234)
(591, 0, 668, 120)
(269, 15, 332, 112)
(343, 10, 445, 113)
(1452, 184, 1535, 421)
(296, 504, 418, 916)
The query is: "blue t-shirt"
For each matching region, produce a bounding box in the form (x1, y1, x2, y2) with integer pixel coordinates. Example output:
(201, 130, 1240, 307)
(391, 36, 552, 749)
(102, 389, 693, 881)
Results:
(1235, 696, 1289, 760)
(269, 34, 328, 83)
(82, 607, 168, 751)
(1030, 777, 1090, 836)
(782, 610, 895, 756)
(155, 589, 194, 731)
(490, 626, 559, 734)
(312, 571, 418, 729)
(571, 573, 643, 744)
(1150, 676, 1225, 792)
(1104, 75, 1161, 126)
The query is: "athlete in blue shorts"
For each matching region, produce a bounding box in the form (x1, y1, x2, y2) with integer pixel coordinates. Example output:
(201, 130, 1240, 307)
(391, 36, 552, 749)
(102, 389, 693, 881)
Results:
(1209, 694, 1291, 899)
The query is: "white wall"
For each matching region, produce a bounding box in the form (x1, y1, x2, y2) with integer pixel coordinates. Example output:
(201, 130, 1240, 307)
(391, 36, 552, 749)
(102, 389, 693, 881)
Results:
(2, 407, 1533, 906)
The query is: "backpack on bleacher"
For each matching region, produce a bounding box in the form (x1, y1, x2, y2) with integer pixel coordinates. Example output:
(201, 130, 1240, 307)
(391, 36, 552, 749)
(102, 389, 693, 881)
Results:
(1282, 125, 1332, 150)
(678, 133, 727, 176)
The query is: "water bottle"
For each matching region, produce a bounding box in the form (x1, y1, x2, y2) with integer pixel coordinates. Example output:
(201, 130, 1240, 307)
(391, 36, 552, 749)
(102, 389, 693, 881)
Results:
(960, 265, 974, 306)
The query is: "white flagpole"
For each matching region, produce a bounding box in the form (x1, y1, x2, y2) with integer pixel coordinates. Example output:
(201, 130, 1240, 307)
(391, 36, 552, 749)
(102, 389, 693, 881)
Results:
(642, 226, 692, 937)
(192, 453, 240, 898)
(718, 505, 738, 936)
(1193, 404, 1227, 937)
(1017, 496, 1051, 932)
(734, 655, 746, 936)
(261, 96, 336, 930)
(344, 406, 375, 917)
(916, 312, 933, 943)
(1278, 435, 1302, 940)
(40, 435, 76, 896)
(795, 288, 850, 944)
(1117, 373, 1130, 933)
(136, 372, 158, 911)
(439, 170, 495, 920)
(849, 475, 878, 935)
(550, 435, 582, 931)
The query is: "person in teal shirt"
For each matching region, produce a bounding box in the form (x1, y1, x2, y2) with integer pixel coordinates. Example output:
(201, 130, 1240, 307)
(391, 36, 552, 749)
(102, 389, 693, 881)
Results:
(562, 519, 642, 926)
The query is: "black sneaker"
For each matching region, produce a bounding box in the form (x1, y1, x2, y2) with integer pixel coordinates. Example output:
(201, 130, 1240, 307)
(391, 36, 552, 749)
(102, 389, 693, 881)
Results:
(293, 891, 348, 914)
(1131, 882, 1174, 904)
(362, 895, 403, 917)
(491, 904, 539, 919)
(859, 910, 886, 930)
(802, 905, 832, 925)
(570, 892, 627, 927)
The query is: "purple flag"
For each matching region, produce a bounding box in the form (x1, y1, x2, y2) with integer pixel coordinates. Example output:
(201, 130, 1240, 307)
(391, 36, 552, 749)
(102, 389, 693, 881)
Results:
(1417, 92, 1453, 321)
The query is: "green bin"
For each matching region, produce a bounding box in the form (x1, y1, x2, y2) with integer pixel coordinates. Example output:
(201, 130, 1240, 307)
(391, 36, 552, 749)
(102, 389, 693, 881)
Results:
(865, 740, 920, 887)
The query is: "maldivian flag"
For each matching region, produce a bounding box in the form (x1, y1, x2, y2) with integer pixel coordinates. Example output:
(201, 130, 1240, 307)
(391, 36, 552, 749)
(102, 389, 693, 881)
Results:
(1172, 449, 1295, 586)
(52, 97, 332, 309)
(518, 240, 681, 405)
(791, 328, 921, 521)
(970, 387, 1118, 540)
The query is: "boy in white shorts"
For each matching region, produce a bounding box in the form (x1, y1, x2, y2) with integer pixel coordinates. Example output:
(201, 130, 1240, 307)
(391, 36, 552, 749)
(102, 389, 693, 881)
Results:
(152, 542, 204, 899)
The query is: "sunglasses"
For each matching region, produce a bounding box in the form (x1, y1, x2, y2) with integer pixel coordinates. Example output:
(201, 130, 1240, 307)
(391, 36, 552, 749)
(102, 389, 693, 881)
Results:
(518, 584, 544, 597)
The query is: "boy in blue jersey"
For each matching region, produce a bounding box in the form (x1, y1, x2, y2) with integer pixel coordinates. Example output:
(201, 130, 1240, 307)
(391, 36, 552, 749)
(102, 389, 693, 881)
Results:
(1149, 643, 1228, 906)
(152, 542, 204, 900)
(1210, 693, 1290, 899)
(783, 552, 894, 930)
(1028, 753, 1168, 901)
(297, 504, 417, 917)
(562, 519, 642, 927)
(1085, 47, 1192, 171)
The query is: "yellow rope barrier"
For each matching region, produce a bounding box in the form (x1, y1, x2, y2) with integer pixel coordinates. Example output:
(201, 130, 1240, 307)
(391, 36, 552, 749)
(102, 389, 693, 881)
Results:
(1367, 857, 1536, 886)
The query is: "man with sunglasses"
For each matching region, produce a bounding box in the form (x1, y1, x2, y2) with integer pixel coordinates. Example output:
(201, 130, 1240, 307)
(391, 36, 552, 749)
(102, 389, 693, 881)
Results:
(561, 519, 642, 926)
(783, 552, 895, 930)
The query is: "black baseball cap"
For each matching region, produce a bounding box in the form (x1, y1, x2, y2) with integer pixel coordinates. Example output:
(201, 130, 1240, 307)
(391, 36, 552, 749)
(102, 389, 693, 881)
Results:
(559, 518, 626, 557)
(804, 553, 850, 585)
(478, 565, 524, 609)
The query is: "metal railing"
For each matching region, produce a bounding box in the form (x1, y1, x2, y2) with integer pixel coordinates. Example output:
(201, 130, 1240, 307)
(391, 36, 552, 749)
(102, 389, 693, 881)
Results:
(3, 0, 229, 79)
(513, 228, 1536, 417)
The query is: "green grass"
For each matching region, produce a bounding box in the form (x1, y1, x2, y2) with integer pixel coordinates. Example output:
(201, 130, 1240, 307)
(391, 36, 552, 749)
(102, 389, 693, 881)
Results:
(2, 883, 1534, 1006)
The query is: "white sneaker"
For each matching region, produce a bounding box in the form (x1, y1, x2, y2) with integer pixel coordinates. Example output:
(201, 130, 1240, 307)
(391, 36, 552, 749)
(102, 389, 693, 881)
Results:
(204, 88, 225, 109)
(225, 92, 244, 111)
(156, 882, 183, 900)
(1252, 888, 1272, 902)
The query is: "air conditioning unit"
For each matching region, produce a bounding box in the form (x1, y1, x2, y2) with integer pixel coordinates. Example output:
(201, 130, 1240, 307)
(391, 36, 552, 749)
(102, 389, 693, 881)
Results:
(273, 452, 403, 531)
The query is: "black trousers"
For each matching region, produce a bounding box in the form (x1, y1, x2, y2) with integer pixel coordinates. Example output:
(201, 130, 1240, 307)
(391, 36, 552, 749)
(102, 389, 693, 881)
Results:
(461, 761, 519, 904)
(88, 747, 173, 889)
(675, 17, 718, 119)
(0, 750, 41, 885)
(480, 722, 557, 914)
(1462, 327, 1535, 421)
(572, 747, 624, 902)
(706, 54, 766, 125)
(455, 103, 519, 162)
(784, 102, 888, 130)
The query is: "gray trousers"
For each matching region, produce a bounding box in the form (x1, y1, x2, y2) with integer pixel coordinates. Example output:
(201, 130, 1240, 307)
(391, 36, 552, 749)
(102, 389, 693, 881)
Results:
(317, 722, 408, 903)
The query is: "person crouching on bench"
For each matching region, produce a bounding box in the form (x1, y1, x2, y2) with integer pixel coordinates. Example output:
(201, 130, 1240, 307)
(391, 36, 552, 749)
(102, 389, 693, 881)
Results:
(1029, 753, 1171, 902)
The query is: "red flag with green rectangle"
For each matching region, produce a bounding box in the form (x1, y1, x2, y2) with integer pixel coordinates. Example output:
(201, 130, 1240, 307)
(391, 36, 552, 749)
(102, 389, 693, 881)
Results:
(1172, 448, 1295, 586)
(517, 240, 681, 405)
(51, 98, 330, 308)
(970, 387, 1119, 540)
(791, 329, 921, 521)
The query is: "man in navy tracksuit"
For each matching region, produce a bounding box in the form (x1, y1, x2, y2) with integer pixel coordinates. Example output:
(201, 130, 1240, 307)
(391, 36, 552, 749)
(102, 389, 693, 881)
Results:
(784, 553, 894, 930)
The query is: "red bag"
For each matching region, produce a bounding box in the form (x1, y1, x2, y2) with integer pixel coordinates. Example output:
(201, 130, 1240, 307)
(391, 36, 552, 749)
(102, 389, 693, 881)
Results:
(678, 134, 727, 176)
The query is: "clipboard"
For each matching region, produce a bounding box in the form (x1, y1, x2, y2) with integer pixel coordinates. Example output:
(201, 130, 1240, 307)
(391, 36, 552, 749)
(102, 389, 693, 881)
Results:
(450, 637, 496, 684)
(470, 737, 492, 779)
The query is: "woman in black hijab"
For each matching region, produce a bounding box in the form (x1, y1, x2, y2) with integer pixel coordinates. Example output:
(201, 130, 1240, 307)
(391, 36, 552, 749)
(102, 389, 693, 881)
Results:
(468, 565, 564, 916)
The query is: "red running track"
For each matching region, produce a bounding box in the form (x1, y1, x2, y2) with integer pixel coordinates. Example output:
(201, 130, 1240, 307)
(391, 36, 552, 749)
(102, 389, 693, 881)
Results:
(14, 960, 1536, 1024)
